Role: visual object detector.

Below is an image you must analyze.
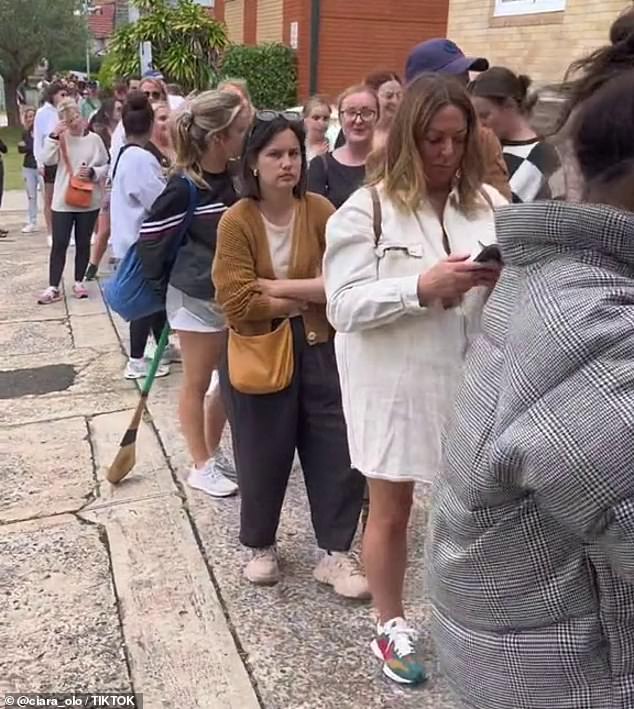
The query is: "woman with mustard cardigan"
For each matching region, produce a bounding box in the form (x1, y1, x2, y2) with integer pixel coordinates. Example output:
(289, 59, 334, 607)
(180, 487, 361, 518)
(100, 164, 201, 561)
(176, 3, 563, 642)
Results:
(213, 114, 367, 597)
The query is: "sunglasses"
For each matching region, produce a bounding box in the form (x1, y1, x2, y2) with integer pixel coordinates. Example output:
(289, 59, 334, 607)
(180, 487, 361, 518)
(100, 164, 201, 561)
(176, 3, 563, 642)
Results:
(255, 110, 302, 123)
(144, 90, 163, 101)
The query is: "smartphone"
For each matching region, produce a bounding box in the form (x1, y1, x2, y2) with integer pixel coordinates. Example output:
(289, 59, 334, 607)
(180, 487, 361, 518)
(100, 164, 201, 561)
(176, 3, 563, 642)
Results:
(472, 243, 503, 264)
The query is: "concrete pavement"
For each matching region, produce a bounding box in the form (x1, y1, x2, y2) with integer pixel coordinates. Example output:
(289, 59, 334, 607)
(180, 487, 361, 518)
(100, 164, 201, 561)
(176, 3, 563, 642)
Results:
(0, 191, 463, 708)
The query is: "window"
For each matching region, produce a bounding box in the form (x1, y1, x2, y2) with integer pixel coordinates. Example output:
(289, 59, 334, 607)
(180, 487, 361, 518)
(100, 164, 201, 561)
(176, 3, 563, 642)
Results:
(494, 0, 565, 16)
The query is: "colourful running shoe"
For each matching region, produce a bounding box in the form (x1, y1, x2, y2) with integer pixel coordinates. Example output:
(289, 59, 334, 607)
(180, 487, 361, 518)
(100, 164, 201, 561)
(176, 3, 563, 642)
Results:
(371, 617, 428, 685)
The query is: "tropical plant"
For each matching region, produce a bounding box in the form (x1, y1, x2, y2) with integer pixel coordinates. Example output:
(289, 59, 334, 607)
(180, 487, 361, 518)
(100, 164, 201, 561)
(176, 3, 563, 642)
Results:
(221, 43, 297, 110)
(0, 0, 87, 127)
(104, 0, 227, 92)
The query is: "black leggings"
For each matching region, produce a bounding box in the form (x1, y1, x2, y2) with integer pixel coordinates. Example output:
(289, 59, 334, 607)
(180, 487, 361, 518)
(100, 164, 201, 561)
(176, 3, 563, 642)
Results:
(49, 210, 99, 287)
(129, 311, 166, 359)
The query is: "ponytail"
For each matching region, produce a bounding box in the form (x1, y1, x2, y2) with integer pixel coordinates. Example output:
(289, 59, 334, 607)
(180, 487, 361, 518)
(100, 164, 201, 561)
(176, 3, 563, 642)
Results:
(172, 90, 243, 189)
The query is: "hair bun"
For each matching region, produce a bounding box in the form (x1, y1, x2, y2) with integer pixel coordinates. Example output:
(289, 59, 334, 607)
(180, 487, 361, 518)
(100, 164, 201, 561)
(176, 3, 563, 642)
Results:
(126, 90, 149, 111)
(517, 74, 532, 97)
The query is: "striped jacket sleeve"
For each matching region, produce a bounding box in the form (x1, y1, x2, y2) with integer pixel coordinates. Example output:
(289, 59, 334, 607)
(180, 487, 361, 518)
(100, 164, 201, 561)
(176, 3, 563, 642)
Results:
(137, 176, 190, 295)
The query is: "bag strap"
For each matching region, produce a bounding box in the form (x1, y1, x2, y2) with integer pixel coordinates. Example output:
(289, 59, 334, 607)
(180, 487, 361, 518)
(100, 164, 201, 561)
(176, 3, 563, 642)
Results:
(369, 186, 382, 246)
(171, 175, 198, 254)
(111, 143, 139, 182)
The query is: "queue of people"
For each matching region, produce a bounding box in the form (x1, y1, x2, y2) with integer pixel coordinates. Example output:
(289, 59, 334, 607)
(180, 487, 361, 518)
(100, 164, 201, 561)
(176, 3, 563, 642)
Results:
(18, 8, 634, 704)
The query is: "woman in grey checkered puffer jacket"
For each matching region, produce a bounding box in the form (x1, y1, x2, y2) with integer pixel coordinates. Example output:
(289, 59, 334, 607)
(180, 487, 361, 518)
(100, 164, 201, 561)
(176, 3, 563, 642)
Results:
(427, 71, 634, 709)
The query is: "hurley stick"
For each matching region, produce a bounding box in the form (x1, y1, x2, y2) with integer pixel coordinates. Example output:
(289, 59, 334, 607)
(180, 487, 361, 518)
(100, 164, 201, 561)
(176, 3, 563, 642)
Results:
(106, 323, 170, 484)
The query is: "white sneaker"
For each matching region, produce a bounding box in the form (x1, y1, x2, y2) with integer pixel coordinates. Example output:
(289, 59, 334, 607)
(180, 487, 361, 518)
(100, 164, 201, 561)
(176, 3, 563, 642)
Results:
(124, 358, 148, 380)
(145, 340, 181, 363)
(314, 551, 371, 600)
(212, 448, 236, 481)
(21, 223, 37, 233)
(124, 357, 170, 380)
(187, 459, 238, 498)
(244, 546, 280, 585)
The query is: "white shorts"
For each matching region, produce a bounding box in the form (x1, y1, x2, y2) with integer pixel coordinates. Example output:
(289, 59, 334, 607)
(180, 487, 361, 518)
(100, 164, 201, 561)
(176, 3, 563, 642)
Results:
(166, 285, 225, 334)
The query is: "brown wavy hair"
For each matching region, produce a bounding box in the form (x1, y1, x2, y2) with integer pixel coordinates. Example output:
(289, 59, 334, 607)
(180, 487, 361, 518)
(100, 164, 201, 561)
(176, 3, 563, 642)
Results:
(367, 73, 485, 215)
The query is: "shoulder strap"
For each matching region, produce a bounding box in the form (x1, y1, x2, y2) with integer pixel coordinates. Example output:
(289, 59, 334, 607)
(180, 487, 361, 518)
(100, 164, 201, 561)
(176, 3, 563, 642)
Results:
(320, 153, 329, 191)
(369, 186, 382, 246)
(174, 176, 198, 250)
(111, 143, 139, 181)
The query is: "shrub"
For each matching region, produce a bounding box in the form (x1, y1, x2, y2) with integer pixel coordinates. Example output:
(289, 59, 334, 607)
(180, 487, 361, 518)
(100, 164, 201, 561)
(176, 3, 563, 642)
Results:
(220, 43, 297, 110)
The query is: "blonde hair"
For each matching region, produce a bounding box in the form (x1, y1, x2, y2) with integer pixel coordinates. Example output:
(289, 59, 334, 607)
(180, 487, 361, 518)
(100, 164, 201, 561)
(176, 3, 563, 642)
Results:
(139, 77, 167, 101)
(172, 90, 243, 188)
(57, 98, 80, 122)
(217, 78, 251, 104)
(367, 73, 485, 215)
(303, 95, 331, 118)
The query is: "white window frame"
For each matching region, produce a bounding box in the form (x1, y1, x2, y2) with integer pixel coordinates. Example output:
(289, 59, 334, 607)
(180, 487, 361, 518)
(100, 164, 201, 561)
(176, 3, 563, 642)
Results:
(494, 0, 566, 17)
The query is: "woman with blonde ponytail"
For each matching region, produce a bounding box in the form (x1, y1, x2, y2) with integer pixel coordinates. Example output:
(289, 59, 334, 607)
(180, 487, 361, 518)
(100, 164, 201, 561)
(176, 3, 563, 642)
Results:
(138, 90, 251, 498)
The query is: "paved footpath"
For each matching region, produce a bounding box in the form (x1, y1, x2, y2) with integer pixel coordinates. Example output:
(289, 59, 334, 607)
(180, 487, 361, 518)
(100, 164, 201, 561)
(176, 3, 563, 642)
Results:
(0, 191, 462, 709)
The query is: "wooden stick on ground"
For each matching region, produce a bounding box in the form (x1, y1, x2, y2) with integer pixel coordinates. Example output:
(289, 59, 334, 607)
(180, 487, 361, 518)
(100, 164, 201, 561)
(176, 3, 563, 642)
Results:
(106, 323, 170, 484)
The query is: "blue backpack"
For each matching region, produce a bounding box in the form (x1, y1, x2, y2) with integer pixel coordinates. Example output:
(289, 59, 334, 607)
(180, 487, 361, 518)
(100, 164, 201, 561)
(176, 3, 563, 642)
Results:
(104, 174, 197, 322)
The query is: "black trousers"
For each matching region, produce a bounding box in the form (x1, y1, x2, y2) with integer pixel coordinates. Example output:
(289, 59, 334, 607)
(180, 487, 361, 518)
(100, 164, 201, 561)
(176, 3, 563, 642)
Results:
(129, 311, 166, 359)
(219, 317, 365, 551)
(49, 210, 99, 287)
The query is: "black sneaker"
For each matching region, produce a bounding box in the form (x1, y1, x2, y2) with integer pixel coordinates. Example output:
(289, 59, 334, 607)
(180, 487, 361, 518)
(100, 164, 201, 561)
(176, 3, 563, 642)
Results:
(84, 263, 98, 281)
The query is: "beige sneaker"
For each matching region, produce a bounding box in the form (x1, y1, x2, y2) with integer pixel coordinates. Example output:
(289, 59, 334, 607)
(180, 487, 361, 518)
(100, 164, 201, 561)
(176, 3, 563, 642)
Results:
(244, 546, 280, 586)
(314, 551, 371, 600)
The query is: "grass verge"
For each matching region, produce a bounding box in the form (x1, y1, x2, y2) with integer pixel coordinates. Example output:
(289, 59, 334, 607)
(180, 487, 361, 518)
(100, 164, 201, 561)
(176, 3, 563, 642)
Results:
(0, 126, 26, 192)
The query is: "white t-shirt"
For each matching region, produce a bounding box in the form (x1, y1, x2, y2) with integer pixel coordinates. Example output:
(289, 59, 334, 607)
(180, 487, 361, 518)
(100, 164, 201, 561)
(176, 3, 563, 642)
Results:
(110, 145, 167, 259)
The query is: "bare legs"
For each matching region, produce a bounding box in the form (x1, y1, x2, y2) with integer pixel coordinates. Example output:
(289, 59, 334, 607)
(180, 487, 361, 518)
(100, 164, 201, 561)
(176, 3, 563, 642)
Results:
(363, 479, 414, 623)
(43, 181, 54, 236)
(176, 330, 227, 468)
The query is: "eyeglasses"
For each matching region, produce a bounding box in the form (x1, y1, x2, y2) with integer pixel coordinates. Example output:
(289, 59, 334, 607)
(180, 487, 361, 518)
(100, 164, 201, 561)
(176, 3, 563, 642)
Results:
(340, 108, 377, 123)
(255, 110, 302, 123)
(144, 90, 163, 101)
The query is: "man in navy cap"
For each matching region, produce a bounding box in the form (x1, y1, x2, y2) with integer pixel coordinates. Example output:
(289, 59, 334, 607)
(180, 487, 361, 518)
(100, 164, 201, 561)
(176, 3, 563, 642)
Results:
(404, 39, 511, 200)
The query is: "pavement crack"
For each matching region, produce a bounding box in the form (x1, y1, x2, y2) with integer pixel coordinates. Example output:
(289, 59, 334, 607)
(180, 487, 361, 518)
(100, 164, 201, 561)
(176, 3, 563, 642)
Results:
(84, 416, 102, 501)
(93, 520, 138, 697)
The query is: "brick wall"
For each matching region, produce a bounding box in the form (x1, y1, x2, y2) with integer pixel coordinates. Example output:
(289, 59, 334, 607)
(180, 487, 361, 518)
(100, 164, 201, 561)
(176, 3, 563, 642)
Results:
(224, 0, 245, 43)
(283, 0, 311, 99)
(257, 0, 284, 42)
(317, 0, 448, 101)
(447, 0, 628, 84)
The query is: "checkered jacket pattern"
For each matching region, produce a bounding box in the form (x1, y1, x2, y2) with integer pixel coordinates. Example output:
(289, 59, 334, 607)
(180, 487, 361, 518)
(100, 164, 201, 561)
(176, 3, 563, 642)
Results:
(427, 200, 634, 709)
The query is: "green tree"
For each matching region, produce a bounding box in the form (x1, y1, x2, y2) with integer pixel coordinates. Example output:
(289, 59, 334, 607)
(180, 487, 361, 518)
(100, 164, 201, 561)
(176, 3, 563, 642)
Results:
(104, 0, 227, 92)
(0, 0, 87, 127)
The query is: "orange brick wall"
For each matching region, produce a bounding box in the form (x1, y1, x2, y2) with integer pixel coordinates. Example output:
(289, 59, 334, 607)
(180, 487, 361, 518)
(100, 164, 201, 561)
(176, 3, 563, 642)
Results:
(283, 0, 312, 99)
(243, 0, 258, 44)
(225, 0, 450, 104)
(317, 0, 448, 100)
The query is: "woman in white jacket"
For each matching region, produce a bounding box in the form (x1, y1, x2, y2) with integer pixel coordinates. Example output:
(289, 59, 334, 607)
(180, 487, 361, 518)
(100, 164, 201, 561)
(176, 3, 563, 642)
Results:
(323, 73, 506, 687)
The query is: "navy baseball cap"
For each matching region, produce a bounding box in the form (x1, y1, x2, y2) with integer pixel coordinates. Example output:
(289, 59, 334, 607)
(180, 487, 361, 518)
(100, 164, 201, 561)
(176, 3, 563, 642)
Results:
(405, 39, 489, 83)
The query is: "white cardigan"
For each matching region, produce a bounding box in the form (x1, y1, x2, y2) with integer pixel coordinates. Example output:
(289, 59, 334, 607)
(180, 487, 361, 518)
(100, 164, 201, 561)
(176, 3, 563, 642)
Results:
(323, 184, 507, 483)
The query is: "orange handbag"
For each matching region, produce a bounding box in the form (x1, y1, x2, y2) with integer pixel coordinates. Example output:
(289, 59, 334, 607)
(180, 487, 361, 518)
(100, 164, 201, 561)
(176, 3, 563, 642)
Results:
(227, 319, 294, 395)
(59, 135, 94, 209)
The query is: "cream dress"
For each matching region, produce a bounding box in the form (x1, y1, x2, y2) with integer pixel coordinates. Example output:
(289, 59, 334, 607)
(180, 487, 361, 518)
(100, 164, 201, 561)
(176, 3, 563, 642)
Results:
(323, 184, 507, 483)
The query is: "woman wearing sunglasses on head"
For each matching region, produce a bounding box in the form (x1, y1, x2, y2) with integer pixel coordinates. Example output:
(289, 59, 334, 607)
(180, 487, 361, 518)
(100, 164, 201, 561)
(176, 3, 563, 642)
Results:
(213, 111, 368, 595)
(308, 84, 379, 209)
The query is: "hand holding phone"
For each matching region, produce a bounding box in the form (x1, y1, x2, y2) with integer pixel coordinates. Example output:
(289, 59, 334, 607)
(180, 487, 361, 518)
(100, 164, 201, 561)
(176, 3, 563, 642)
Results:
(470, 241, 503, 265)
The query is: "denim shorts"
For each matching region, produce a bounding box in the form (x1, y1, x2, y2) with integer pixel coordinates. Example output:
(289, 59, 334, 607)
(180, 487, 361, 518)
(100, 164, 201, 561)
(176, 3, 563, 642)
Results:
(165, 285, 225, 333)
